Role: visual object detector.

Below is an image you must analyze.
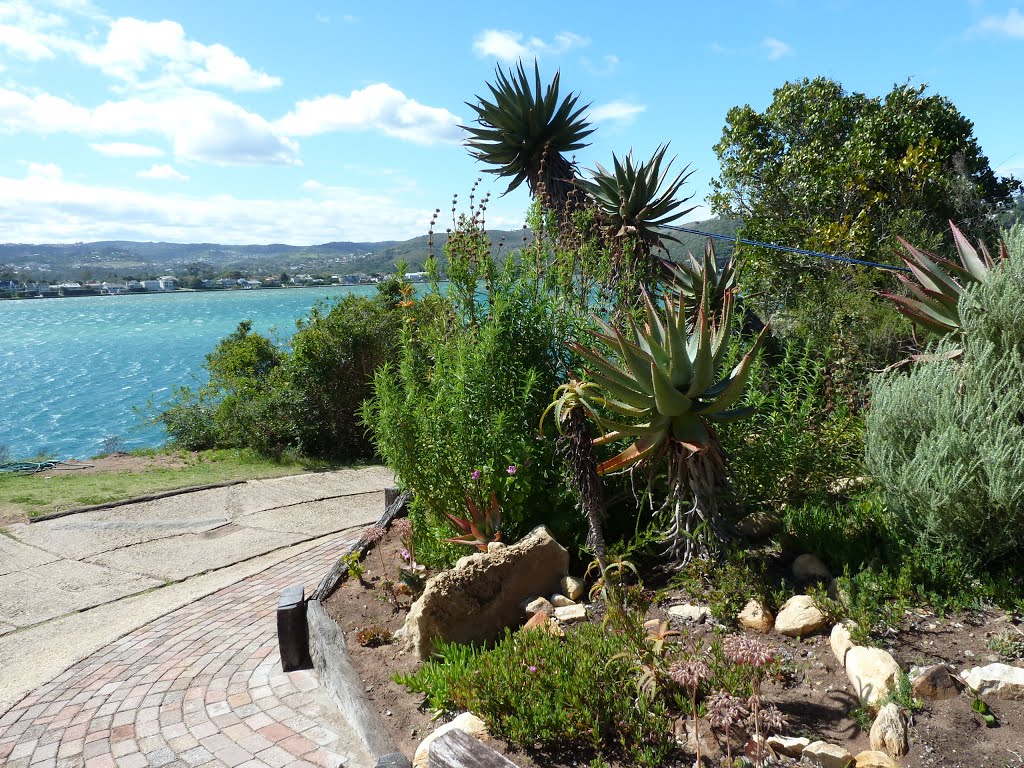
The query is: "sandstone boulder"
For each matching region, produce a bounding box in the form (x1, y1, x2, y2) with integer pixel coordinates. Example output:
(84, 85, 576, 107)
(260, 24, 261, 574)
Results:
(403, 526, 569, 659)
(793, 553, 832, 583)
(736, 509, 781, 539)
(554, 604, 587, 624)
(561, 575, 585, 601)
(830, 622, 854, 666)
(802, 740, 854, 768)
(854, 751, 900, 768)
(911, 663, 959, 700)
(668, 603, 712, 624)
(413, 712, 489, 768)
(960, 663, 1024, 700)
(738, 598, 774, 633)
(775, 595, 829, 637)
(767, 734, 810, 757)
(845, 646, 901, 706)
(869, 703, 907, 757)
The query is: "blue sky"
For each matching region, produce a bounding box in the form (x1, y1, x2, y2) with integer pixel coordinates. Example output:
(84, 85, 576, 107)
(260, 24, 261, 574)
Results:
(0, 0, 1020, 244)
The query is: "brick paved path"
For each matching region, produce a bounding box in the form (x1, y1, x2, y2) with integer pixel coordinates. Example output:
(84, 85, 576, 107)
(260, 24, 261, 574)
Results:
(0, 532, 372, 768)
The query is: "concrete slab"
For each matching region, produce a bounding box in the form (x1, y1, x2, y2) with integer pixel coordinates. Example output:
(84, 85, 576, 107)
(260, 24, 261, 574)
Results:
(88, 527, 308, 581)
(0, 532, 59, 575)
(0, 559, 163, 628)
(9, 510, 232, 560)
(239, 492, 382, 536)
(0, 623, 14, 636)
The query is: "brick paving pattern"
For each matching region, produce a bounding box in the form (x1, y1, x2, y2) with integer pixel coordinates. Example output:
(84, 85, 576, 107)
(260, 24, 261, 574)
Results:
(0, 532, 370, 768)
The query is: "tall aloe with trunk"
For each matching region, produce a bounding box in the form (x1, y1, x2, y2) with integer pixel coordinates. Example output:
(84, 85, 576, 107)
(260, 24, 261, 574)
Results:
(880, 221, 1010, 339)
(463, 61, 593, 214)
(567, 280, 769, 565)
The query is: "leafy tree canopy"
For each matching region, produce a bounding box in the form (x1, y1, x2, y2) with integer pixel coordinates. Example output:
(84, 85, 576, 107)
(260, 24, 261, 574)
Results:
(709, 78, 1018, 292)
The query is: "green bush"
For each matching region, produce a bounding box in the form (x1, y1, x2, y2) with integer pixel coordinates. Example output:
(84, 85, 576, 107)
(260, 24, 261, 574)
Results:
(363, 265, 577, 565)
(396, 625, 674, 766)
(157, 287, 401, 460)
(865, 255, 1024, 571)
(717, 338, 864, 515)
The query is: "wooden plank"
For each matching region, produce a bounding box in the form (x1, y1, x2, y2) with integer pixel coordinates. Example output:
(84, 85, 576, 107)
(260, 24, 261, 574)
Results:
(428, 728, 518, 768)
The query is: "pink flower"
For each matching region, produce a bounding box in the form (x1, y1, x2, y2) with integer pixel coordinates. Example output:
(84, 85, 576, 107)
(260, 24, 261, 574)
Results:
(507, 465, 517, 475)
(471, 470, 481, 480)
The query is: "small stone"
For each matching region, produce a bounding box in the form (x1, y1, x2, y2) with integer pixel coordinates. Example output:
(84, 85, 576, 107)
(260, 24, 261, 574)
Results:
(767, 735, 810, 757)
(522, 596, 553, 617)
(486, 541, 506, 553)
(413, 712, 489, 768)
(561, 575, 585, 601)
(827, 578, 851, 608)
(520, 610, 563, 637)
(549, 594, 575, 608)
(830, 622, 854, 666)
(960, 663, 1024, 700)
(668, 603, 712, 624)
(911, 663, 959, 700)
(845, 646, 902, 706)
(869, 703, 907, 757)
(802, 740, 854, 768)
(737, 598, 774, 633)
(775, 595, 829, 637)
(793, 553, 832, 583)
(554, 604, 587, 624)
(736, 510, 781, 539)
(854, 751, 899, 768)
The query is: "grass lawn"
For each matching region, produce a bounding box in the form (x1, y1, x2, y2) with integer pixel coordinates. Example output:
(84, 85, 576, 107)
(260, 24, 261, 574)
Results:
(0, 448, 347, 519)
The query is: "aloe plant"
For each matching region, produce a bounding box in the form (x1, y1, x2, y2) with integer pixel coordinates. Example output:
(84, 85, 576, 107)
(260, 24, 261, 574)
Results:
(444, 492, 502, 550)
(880, 221, 1009, 338)
(661, 238, 737, 318)
(576, 144, 696, 256)
(568, 280, 769, 565)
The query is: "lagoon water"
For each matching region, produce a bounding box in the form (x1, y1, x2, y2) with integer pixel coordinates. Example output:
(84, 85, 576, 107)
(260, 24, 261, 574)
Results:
(0, 286, 377, 460)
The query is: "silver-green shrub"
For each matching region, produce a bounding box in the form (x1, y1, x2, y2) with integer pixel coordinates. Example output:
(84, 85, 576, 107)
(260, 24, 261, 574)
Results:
(865, 254, 1024, 569)
(1007, 221, 1024, 260)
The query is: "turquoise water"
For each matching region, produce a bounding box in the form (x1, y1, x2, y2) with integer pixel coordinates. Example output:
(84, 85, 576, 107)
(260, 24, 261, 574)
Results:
(0, 287, 377, 459)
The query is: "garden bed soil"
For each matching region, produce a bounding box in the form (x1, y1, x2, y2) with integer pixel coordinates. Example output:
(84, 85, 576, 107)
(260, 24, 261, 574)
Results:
(324, 524, 1024, 768)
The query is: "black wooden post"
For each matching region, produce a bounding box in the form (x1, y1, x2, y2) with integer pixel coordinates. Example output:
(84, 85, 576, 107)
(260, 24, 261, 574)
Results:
(277, 585, 311, 672)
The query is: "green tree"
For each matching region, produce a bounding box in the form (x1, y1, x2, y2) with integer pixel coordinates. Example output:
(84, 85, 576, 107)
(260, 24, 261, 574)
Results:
(709, 78, 1017, 361)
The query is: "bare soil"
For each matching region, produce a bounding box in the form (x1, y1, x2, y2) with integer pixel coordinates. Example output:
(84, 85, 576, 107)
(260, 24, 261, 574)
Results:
(324, 524, 1024, 767)
(35, 452, 190, 476)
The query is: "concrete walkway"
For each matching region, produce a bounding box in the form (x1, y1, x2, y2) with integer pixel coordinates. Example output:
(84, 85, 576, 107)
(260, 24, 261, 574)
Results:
(0, 467, 394, 767)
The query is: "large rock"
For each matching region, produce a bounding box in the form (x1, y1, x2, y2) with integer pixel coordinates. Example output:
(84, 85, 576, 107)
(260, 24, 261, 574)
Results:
(830, 622, 854, 666)
(413, 712, 489, 768)
(793, 553, 832, 583)
(403, 526, 569, 659)
(960, 663, 1024, 700)
(911, 663, 959, 700)
(869, 703, 907, 757)
(854, 751, 900, 768)
(845, 646, 901, 706)
(802, 740, 854, 768)
(775, 595, 829, 637)
(767, 735, 810, 757)
(738, 598, 774, 633)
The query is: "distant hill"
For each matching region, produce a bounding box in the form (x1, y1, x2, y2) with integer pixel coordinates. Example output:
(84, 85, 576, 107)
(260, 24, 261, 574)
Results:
(0, 218, 739, 281)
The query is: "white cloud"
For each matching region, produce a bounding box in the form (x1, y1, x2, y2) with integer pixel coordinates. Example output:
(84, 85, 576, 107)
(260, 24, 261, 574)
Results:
(275, 83, 462, 145)
(76, 17, 281, 91)
(589, 100, 646, 125)
(0, 167, 435, 243)
(472, 29, 588, 62)
(137, 163, 187, 181)
(762, 37, 793, 60)
(581, 53, 619, 76)
(90, 141, 164, 158)
(0, 87, 299, 166)
(971, 8, 1024, 38)
(0, 23, 55, 60)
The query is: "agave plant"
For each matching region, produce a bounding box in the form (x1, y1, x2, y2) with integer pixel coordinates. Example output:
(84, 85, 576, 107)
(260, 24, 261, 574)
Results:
(463, 61, 593, 213)
(661, 238, 738, 317)
(568, 281, 769, 565)
(880, 221, 1009, 338)
(575, 144, 696, 257)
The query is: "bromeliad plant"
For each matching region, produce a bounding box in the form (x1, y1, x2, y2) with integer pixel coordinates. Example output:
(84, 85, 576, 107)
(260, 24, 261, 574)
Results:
(576, 144, 696, 260)
(463, 61, 593, 214)
(880, 221, 1010, 340)
(568, 279, 769, 566)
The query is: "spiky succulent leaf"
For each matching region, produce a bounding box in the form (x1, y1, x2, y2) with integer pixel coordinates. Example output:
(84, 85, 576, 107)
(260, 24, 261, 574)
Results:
(662, 239, 738, 314)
